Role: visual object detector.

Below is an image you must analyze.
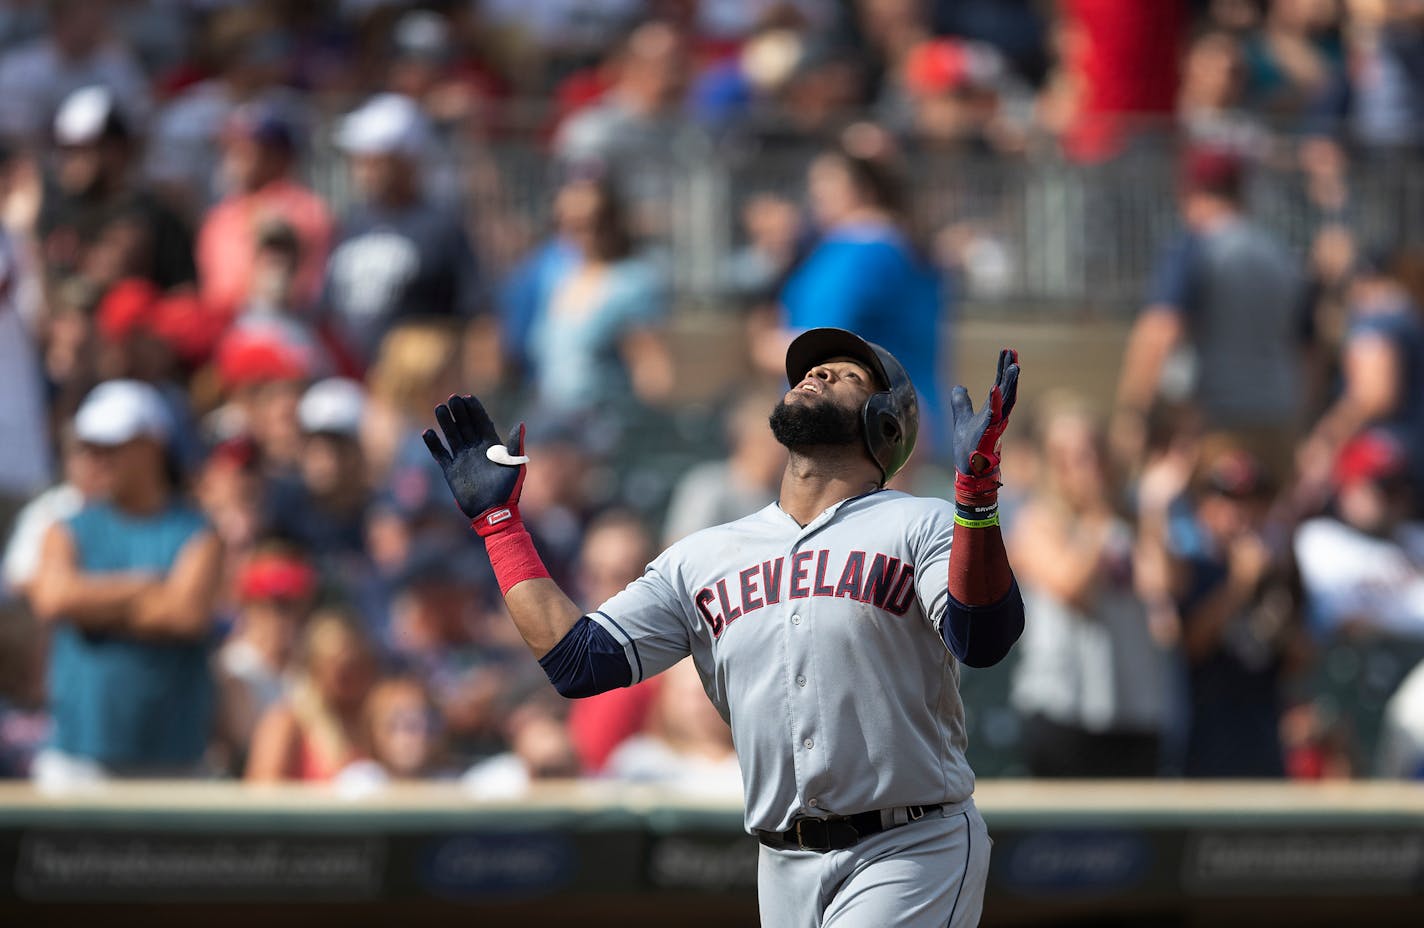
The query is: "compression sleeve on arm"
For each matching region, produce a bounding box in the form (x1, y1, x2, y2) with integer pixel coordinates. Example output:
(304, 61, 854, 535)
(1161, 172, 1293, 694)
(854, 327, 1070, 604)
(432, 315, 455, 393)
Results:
(942, 579, 1025, 668)
(538, 614, 634, 698)
(943, 498, 1024, 667)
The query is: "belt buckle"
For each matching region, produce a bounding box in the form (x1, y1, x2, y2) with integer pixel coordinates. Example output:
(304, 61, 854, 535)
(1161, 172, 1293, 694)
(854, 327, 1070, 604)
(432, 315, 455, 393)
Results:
(793, 818, 840, 850)
(907, 805, 926, 823)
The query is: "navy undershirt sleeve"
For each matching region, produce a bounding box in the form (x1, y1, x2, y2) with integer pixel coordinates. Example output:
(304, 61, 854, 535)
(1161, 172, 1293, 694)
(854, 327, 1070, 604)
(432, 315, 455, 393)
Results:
(538, 614, 634, 698)
(942, 579, 1025, 669)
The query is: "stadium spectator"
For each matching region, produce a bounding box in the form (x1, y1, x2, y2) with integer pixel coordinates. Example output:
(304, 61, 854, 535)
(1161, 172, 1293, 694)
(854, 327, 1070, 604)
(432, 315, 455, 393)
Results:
(1294, 430, 1424, 639)
(383, 541, 536, 766)
(722, 191, 803, 309)
(694, 0, 834, 44)
(215, 544, 317, 768)
(388, 9, 497, 126)
(567, 509, 664, 773)
(34, 275, 102, 422)
(209, 317, 321, 477)
(1327, 0, 1424, 148)
(553, 20, 693, 231)
(196, 102, 332, 321)
(246, 607, 377, 782)
(523, 172, 673, 422)
(662, 386, 785, 545)
(192, 438, 266, 599)
(381, 9, 498, 205)
(364, 675, 446, 779)
(776, 124, 947, 458)
(146, 6, 298, 214)
(1240, 0, 1343, 123)
(1043, 0, 1185, 161)
(0, 598, 46, 778)
(364, 318, 466, 485)
(1172, 442, 1303, 778)
(0, 0, 151, 143)
(1177, 30, 1273, 155)
(1379, 655, 1424, 778)
(1008, 395, 1168, 777)
(895, 37, 1028, 152)
(29, 380, 223, 785)
(605, 657, 741, 794)
(263, 378, 372, 566)
(93, 279, 180, 386)
(2, 429, 102, 602)
(460, 701, 580, 796)
(509, 423, 600, 588)
(496, 224, 576, 380)
(1112, 148, 1306, 482)
(325, 93, 481, 364)
(481, 0, 644, 71)
(37, 85, 194, 292)
(0, 148, 50, 534)
(89, 283, 223, 475)
(850, 0, 933, 107)
(1297, 249, 1424, 509)
(930, 0, 1049, 83)
(687, 8, 850, 134)
(362, 321, 477, 584)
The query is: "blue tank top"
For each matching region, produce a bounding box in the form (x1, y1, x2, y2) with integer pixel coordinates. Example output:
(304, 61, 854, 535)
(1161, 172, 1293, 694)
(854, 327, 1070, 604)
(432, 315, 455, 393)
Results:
(781, 225, 950, 458)
(50, 501, 214, 765)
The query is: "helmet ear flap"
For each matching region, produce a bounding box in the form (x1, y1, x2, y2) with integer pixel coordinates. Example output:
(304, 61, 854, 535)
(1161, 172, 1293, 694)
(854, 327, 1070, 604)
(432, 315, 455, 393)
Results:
(879, 409, 901, 443)
(862, 393, 901, 486)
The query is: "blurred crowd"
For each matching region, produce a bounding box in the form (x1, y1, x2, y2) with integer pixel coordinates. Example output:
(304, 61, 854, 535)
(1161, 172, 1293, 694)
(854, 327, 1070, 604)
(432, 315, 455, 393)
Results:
(1, 0, 1423, 792)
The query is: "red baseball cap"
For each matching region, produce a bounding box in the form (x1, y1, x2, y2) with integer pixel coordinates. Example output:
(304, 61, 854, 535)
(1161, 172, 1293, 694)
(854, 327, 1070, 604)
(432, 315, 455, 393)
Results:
(905, 39, 971, 97)
(215, 320, 316, 389)
(1334, 430, 1409, 489)
(1181, 147, 1245, 199)
(96, 278, 161, 342)
(238, 552, 317, 602)
(150, 292, 228, 365)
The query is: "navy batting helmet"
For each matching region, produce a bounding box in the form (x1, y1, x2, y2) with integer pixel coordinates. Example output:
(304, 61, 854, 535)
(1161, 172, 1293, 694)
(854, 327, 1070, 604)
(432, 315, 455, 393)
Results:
(785, 327, 919, 485)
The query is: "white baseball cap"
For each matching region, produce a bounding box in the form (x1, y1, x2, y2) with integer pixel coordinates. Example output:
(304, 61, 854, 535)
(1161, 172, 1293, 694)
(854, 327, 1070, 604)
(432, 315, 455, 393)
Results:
(298, 377, 366, 437)
(334, 93, 430, 158)
(73, 380, 172, 447)
(54, 85, 126, 146)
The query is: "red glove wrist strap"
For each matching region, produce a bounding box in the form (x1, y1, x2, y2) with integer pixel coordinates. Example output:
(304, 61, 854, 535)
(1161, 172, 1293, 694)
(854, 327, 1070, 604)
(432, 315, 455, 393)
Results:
(955, 471, 1002, 502)
(472, 505, 551, 595)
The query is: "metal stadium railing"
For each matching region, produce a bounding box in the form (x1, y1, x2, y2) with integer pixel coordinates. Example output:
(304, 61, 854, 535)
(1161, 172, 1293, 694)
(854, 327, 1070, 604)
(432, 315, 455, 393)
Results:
(300, 112, 1424, 317)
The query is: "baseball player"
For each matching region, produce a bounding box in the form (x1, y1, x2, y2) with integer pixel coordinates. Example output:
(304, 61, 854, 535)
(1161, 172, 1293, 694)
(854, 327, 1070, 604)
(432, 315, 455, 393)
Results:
(423, 327, 1024, 926)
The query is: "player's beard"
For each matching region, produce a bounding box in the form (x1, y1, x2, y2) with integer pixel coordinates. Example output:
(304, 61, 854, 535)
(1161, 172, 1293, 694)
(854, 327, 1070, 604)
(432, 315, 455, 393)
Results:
(769, 396, 861, 451)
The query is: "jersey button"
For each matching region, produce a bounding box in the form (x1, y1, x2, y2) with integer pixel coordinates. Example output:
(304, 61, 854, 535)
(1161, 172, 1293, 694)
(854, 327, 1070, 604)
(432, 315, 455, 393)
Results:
(808, 798, 819, 808)
(803, 738, 814, 749)
(796, 675, 807, 687)
(791, 614, 801, 625)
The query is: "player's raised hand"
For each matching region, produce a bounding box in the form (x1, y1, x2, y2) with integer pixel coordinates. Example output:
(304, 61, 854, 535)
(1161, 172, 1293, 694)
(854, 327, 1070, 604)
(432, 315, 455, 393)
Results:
(948, 348, 1020, 496)
(422, 394, 529, 533)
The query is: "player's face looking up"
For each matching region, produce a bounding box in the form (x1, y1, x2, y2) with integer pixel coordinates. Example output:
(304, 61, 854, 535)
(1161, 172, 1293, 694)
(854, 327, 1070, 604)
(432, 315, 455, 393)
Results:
(769, 358, 878, 452)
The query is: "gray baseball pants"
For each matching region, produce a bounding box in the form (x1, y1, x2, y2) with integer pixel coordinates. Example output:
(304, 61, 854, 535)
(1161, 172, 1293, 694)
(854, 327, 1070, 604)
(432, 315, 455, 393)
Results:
(757, 799, 992, 927)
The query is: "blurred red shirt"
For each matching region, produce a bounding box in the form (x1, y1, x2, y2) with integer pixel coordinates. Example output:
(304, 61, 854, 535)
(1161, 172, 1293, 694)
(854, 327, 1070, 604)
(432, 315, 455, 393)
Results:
(197, 178, 333, 318)
(1060, 0, 1185, 162)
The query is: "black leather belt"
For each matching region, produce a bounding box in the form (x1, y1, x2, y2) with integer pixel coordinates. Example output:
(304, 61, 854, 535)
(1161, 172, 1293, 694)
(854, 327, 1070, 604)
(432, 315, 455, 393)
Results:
(756, 804, 943, 853)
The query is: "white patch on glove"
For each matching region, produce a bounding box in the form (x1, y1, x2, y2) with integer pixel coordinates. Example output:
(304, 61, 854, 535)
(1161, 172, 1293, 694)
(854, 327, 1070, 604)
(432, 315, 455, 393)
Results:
(486, 445, 530, 466)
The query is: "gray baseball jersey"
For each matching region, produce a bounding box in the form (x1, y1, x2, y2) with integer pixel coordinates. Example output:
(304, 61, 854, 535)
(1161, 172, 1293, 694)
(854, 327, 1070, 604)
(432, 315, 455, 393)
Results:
(588, 489, 973, 834)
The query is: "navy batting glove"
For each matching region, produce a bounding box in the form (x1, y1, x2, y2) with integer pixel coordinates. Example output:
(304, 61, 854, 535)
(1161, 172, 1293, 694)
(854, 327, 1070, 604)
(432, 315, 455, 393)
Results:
(949, 348, 1020, 499)
(422, 394, 528, 533)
